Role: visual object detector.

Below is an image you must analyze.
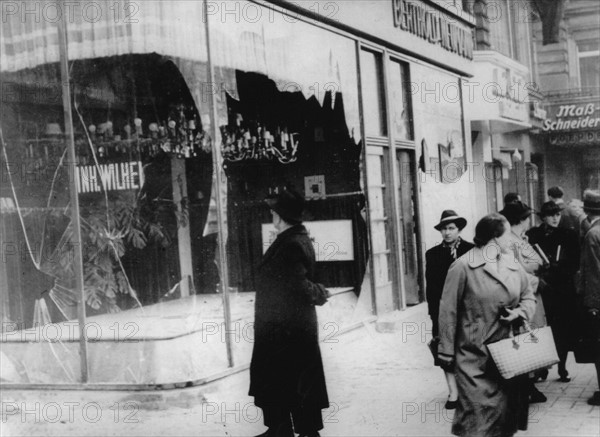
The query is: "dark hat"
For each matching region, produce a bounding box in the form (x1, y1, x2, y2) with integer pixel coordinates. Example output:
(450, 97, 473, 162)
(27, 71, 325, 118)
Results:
(503, 192, 521, 205)
(434, 210, 467, 231)
(547, 186, 564, 199)
(265, 189, 305, 224)
(499, 201, 533, 225)
(538, 200, 562, 218)
(583, 189, 600, 214)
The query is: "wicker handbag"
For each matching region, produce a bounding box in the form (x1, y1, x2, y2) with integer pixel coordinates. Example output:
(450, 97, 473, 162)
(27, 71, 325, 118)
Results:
(487, 322, 559, 379)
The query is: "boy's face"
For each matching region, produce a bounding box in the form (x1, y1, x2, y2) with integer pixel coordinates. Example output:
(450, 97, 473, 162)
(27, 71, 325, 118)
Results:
(440, 223, 460, 244)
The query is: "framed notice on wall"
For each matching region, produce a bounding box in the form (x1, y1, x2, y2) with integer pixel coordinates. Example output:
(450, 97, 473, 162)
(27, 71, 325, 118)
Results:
(262, 220, 354, 262)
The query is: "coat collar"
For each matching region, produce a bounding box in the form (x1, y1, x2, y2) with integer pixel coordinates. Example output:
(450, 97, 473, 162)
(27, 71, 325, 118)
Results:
(467, 247, 518, 290)
(260, 224, 308, 266)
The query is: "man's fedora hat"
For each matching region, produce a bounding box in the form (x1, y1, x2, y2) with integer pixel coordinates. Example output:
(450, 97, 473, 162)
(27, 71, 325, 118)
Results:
(583, 189, 600, 214)
(434, 210, 467, 231)
(538, 201, 562, 218)
(265, 189, 305, 224)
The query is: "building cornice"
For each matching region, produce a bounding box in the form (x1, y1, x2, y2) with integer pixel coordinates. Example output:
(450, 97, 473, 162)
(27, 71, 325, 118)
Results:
(473, 51, 530, 76)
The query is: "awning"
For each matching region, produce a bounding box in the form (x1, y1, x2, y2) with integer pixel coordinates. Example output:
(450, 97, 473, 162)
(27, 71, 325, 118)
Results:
(1, 0, 361, 141)
(471, 119, 532, 134)
(0, 1, 208, 72)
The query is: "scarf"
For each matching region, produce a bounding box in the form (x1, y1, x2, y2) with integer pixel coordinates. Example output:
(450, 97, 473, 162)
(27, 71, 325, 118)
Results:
(442, 237, 462, 260)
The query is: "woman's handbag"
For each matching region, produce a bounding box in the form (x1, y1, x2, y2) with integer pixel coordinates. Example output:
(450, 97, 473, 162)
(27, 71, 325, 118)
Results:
(487, 322, 559, 379)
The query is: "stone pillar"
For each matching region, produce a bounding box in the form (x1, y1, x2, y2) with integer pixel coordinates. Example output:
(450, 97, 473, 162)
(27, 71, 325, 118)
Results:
(534, 21, 572, 92)
(473, 0, 491, 50)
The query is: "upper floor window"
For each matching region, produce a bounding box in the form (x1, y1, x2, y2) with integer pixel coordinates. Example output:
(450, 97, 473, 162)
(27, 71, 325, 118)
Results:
(484, 0, 531, 66)
(578, 41, 600, 89)
(360, 49, 388, 137)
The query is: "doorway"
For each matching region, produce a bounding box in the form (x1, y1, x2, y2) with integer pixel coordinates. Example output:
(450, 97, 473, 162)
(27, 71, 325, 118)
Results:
(395, 149, 420, 305)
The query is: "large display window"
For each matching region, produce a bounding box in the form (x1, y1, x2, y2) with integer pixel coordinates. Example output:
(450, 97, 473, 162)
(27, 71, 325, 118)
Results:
(1, 0, 374, 386)
(207, 2, 372, 363)
(0, 1, 233, 385)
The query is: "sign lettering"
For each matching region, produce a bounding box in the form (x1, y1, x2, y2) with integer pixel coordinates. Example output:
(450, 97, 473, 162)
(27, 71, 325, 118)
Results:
(392, 0, 473, 60)
(543, 103, 600, 132)
(76, 161, 144, 194)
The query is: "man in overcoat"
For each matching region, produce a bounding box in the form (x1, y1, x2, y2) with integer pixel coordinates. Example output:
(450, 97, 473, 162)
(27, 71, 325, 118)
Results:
(526, 201, 580, 382)
(579, 189, 600, 406)
(425, 210, 474, 409)
(249, 189, 329, 437)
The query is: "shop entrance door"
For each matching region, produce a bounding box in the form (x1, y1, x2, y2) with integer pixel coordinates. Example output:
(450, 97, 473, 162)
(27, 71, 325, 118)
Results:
(366, 145, 397, 313)
(395, 150, 420, 305)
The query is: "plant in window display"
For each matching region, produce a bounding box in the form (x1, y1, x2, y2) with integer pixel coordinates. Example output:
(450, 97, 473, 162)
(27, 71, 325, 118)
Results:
(77, 198, 172, 312)
(71, 106, 213, 311)
(1, 56, 220, 323)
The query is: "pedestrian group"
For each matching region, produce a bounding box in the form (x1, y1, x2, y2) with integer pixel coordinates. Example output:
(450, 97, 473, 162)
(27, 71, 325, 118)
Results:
(427, 187, 600, 437)
(248, 186, 600, 437)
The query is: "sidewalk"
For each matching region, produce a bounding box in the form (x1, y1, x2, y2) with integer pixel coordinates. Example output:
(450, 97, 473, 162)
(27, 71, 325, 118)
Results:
(1, 303, 598, 436)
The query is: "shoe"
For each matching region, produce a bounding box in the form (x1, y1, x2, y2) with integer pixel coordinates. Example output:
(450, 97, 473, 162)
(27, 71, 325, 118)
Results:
(537, 369, 548, 382)
(558, 375, 571, 382)
(529, 387, 547, 403)
(444, 399, 458, 410)
(254, 426, 294, 437)
(588, 391, 600, 406)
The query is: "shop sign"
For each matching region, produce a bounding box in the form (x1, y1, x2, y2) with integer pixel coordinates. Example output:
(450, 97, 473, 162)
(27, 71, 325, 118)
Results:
(493, 67, 529, 122)
(543, 103, 600, 132)
(392, 0, 473, 60)
(499, 100, 527, 122)
(549, 130, 600, 146)
(262, 220, 354, 261)
(75, 160, 144, 194)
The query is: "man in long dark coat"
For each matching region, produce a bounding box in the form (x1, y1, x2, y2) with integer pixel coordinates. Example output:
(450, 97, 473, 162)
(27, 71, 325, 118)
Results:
(250, 190, 329, 437)
(579, 189, 600, 406)
(425, 210, 474, 409)
(526, 201, 580, 382)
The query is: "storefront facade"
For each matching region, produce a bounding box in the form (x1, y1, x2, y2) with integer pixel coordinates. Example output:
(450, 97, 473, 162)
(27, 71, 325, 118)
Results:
(464, 0, 542, 218)
(532, 1, 600, 202)
(541, 95, 600, 198)
(0, 0, 475, 387)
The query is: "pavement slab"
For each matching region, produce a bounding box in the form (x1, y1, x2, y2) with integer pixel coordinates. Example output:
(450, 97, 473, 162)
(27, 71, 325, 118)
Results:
(1, 303, 598, 437)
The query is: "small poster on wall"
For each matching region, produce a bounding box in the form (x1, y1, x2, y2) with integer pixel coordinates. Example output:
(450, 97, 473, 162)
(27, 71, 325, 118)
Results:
(262, 220, 354, 261)
(305, 175, 326, 199)
(438, 130, 465, 183)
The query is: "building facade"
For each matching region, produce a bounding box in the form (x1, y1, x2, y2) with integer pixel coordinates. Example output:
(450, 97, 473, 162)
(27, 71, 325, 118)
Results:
(0, 0, 481, 387)
(533, 0, 600, 204)
(463, 0, 546, 217)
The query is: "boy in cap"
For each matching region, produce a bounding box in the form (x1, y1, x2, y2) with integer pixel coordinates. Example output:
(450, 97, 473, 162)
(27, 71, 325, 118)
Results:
(426, 210, 474, 409)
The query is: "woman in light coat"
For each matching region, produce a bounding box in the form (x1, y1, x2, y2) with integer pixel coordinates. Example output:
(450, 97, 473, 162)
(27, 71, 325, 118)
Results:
(438, 213, 537, 437)
(499, 201, 549, 402)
